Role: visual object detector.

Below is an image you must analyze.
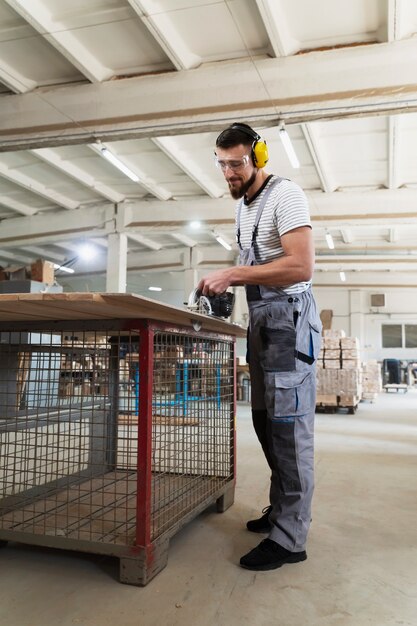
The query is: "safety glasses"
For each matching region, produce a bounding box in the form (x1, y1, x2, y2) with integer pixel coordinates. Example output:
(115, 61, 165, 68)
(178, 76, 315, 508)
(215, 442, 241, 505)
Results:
(214, 154, 250, 172)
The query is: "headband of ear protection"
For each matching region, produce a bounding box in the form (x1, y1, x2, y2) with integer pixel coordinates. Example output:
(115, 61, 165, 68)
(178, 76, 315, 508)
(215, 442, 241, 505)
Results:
(229, 122, 269, 168)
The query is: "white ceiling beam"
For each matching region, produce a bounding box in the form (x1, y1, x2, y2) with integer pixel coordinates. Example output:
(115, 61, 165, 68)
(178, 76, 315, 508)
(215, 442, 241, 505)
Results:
(126, 232, 162, 251)
(1, 190, 417, 250)
(31, 148, 124, 203)
(126, 0, 201, 70)
(0, 205, 113, 248)
(0, 250, 34, 265)
(152, 137, 224, 198)
(171, 233, 197, 248)
(68, 248, 191, 276)
(255, 0, 299, 56)
(0, 161, 79, 209)
(122, 189, 417, 229)
(3, 0, 113, 82)
(316, 254, 417, 262)
(300, 123, 337, 193)
(19, 245, 66, 263)
(90, 237, 108, 248)
(53, 242, 80, 254)
(0, 59, 37, 94)
(64, 245, 235, 277)
(387, 116, 399, 190)
(0, 197, 38, 216)
(1, 39, 417, 150)
(89, 144, 172, 201)
(314, 275, 417, 288)
(340, 229, 354, 244)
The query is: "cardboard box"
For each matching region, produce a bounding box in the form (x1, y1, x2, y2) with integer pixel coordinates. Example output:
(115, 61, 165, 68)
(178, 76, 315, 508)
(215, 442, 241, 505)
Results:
(30, 259, 55, 285)
(323, 329, 346, 339)
(0, 265, 29, 281)
(323, 337, 341, 350)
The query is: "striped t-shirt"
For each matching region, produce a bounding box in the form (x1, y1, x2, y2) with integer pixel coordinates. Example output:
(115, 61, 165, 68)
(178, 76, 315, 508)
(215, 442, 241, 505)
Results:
(236, 175, 312, 295)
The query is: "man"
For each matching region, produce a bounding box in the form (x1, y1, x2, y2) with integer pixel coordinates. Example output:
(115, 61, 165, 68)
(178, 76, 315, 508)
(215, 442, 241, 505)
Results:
(197, 122, 322, 571)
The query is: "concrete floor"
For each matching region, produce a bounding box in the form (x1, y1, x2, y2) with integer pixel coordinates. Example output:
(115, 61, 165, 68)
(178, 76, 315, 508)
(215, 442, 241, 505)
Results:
(1, 391, 416, 626)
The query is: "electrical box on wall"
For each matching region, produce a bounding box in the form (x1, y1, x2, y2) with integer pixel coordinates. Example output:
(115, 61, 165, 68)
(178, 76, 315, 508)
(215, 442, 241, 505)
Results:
(370, 293, 386, 307)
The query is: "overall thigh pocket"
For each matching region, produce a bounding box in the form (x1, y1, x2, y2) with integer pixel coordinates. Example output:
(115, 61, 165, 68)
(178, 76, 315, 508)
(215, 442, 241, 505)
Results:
(260, 322, 296, 372)
(273, 370, 315, 417)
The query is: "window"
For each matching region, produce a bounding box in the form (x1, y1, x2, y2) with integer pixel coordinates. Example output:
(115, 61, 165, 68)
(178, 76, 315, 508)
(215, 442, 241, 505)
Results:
(382, 324, 417, 348)
(382, 325, 402, 348)
(405, 325, 417, 348)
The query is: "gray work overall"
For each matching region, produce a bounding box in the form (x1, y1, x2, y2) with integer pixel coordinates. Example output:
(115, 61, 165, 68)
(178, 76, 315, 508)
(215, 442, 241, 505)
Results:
(237, 177, 322, 552)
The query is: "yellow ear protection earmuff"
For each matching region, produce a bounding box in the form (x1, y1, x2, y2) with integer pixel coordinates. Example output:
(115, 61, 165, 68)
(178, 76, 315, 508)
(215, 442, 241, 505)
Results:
(229, 123, 269, 168)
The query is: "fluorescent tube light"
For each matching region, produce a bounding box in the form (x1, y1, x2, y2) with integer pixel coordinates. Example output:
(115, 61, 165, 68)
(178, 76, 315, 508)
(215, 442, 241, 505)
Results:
(190, 221, 202, 230)
(53, 263, 74, 274)
(214, 234, 232, 251)
(279, 126, 300, 169)
(148, 286, 162, 292)
(339, 271, 346, 282)
(325, 233, 335, 250)
(100, 147, 139, 182)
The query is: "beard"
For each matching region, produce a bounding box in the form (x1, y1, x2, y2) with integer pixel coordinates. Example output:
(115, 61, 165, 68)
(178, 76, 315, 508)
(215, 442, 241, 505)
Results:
(228, 170, 257, 199)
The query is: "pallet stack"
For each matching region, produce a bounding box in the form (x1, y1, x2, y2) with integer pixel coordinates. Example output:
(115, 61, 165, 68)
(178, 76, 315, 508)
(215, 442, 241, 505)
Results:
(316, 330, 362, 413)
(362, 360, 382, 402)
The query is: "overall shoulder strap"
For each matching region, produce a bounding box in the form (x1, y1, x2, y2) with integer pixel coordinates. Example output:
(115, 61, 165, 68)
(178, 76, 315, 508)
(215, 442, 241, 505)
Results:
(236, 176, 285, 249)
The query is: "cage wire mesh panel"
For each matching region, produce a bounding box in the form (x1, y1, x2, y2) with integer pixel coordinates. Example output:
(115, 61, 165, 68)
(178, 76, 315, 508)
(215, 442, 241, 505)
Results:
(0, 328, 139, 546)
(118, 328, 235, 541)
(0, 320, 236, 583)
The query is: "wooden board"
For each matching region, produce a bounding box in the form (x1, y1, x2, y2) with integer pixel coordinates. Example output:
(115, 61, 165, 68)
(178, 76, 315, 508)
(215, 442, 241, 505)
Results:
(0, 292, 246, 338)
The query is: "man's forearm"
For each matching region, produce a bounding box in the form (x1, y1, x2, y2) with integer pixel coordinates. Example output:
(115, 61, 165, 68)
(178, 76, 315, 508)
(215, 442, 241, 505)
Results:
(229, 255, 313, 287)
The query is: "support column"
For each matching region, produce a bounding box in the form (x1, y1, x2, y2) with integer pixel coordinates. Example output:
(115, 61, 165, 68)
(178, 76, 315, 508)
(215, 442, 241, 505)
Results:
(349, 290, 365, 345)
(106, 233, 127, 293)
(183, 269, 199, 302)
(231, 286, 248, 328)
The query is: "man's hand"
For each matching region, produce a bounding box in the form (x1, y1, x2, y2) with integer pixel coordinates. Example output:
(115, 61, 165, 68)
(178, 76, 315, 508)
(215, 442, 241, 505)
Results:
(197, 268, 234, 296)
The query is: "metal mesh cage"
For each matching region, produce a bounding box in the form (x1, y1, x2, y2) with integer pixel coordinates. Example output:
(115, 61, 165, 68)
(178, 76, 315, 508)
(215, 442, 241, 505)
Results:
(0, 320, 235, 582)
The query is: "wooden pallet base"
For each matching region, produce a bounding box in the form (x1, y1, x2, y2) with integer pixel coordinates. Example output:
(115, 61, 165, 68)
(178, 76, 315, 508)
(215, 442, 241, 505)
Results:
(316, 394, 360, 414)
(384, 384, 408, 393)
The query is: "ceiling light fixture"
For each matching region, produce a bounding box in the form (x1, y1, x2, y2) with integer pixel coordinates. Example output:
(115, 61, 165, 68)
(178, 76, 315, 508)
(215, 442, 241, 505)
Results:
(190, 221, 202, 230)
(148, 286, 162, 292)
(213, 232, 232, 251)
(325, 232, 335, 250)
(99, 146, 140, 182)
(279, 123, 300, 169)
(339, 271, 346, 282)
(53, 263, 75, 274)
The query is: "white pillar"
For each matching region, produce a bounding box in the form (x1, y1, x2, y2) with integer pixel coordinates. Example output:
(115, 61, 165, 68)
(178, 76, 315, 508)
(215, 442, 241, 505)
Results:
(231, 286, 249, 327)
(349, 290, 365, 345)
(106, 233, 127, 293)
(183, 269, 199, 302)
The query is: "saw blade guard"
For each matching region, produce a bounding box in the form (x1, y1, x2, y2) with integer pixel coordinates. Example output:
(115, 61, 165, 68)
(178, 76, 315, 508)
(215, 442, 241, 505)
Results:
(187, 288, 234, 318)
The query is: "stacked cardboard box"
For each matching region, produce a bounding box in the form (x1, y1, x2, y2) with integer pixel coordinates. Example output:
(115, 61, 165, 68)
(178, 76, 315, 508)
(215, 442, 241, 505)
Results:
(362, 360, 382, 401)
(322, 330, 344, 370)
(341, 336, 361, 370)
(317, 330, 362, 407)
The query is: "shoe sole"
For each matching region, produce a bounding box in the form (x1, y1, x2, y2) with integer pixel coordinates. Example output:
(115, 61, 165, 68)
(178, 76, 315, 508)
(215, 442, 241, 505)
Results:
(240, 553, 307, 571)
(246, 525, 272, 534)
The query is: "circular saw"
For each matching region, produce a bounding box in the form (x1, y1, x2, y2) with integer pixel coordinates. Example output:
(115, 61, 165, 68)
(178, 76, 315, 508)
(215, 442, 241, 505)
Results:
(187, 288, 235, 319)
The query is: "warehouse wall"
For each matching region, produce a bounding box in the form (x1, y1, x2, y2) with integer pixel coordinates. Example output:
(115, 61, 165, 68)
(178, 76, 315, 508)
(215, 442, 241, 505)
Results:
(314, 287, 417, 361)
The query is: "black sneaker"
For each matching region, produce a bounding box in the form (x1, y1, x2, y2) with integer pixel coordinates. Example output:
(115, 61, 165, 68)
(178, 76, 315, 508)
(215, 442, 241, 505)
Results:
(246, 505, 272, 533)
(240, 538, 307, 571)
